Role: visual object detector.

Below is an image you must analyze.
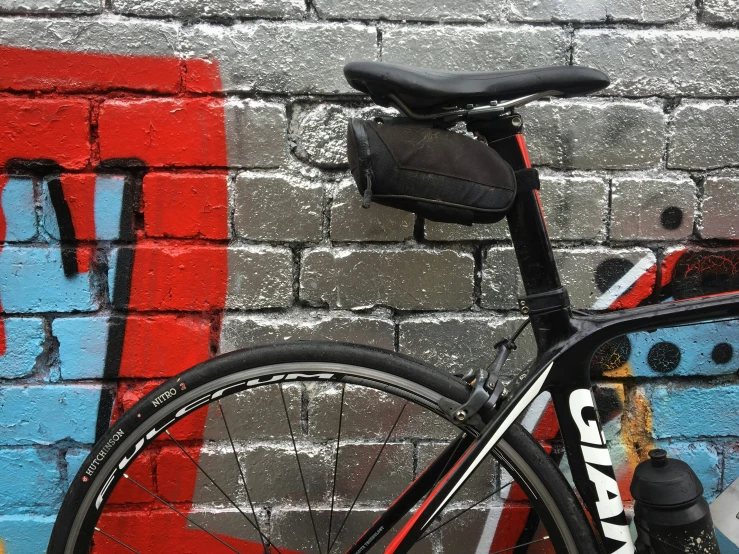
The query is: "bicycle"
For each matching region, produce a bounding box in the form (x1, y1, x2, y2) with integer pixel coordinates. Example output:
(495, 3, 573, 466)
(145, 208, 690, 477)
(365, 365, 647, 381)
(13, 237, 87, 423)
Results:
(47, 62, 735, 554)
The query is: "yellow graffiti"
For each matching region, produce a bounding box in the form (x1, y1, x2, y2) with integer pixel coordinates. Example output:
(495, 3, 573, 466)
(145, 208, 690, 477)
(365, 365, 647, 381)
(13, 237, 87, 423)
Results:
(602, 361, 632, 379)
(1, 537, 5, 554)
(623, 386, 656, 469)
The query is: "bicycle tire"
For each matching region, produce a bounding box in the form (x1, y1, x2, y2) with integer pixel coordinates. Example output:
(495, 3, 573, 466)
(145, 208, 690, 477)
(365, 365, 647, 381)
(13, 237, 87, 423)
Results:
(48, 342, 600, 554)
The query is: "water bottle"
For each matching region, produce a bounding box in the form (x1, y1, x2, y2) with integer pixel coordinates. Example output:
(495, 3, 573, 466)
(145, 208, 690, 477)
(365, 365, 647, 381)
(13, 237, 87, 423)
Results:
(631, 448, 721, 553)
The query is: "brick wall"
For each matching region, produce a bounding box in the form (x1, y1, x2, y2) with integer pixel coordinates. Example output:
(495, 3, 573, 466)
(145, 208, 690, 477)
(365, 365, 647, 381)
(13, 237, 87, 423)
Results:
(1, 0, 739, 552)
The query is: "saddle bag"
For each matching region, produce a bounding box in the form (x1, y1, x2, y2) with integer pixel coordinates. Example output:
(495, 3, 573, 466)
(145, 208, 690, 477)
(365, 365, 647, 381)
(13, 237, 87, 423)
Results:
(347, 119, 519, 225)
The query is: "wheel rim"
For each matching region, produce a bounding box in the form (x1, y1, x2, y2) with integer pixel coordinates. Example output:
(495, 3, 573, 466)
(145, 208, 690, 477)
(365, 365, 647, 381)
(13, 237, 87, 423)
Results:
(60, 362, 576, 554)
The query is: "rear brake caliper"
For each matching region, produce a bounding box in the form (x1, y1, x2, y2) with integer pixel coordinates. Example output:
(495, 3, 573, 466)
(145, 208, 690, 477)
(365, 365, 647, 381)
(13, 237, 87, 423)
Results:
(442, 336, 519, 427)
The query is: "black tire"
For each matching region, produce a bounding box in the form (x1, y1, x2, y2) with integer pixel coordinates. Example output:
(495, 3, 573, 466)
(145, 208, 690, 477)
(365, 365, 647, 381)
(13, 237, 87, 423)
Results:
(48, 342, 600, 554)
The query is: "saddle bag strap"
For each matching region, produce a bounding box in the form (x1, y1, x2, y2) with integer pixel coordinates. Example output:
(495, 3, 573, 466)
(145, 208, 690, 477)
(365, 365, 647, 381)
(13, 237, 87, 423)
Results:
(518, 287, 570, 316)
(514, 168, 540, 192)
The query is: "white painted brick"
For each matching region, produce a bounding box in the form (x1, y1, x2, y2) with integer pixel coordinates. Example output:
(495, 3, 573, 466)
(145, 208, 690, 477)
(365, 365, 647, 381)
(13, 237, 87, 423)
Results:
(226, 245, 294, 309)
(0, 0, 101, 13)
(439, 508, 495, 552)
(272, 508, 423, 554)
(220, 312, 395, 352)
(480, 246, 523, 310)
(308, 383, 457, 441)
(290, 103, 393, 169)
(700, 175, 739, 239)
(330, 179, 415, 242)
(225, 99, 287, 168)
(382, 26, 568, 70)
(576, 30, 739, 97)
(399, 313, 536, 380)
(611, 176, 696, 241)
(300, 247, 475, 310)
(180, 22, 377, 94)
(539, 174, 608, 241)
(523, 99, 665, 169)
(510, 0, 690, 23)
(0, 15, 178, 57)
(703, 0, 739, 23)
(112, 0, 304, 19)
(554, 247, 655, 308)
(669, 103, 739, 170)
(187, 510, 266, 544)
(233, 172, 323, 242)
(291, 103, 352, 169)
(314, 0, 504, 22)
(424, 220, 509, 242)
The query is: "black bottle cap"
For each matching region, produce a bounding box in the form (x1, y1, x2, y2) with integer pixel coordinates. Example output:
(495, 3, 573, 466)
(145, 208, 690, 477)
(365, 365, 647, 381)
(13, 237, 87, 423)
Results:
(630, 449, 704, 507)
(650, 448, 668, 467)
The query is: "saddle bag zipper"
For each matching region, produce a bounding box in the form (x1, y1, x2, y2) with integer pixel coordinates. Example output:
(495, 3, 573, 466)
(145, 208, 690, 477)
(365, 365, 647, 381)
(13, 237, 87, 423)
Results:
(362, 168, 374, 208)
(352, 119, 375, 209)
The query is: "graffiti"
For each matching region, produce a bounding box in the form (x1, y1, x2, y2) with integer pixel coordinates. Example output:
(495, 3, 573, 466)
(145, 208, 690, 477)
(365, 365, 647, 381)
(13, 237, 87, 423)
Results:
(487, 246, 739, 551)
(592, 247, 739, 380)
(1, 42, 738, 554)
(0, 48, 229, 387)
(591, 248, 739, 554)
(0, 45, 230, 552)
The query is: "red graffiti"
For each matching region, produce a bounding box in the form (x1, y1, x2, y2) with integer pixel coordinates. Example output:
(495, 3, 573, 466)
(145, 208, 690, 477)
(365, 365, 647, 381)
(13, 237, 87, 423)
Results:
(1, 45, 234, 550)
(489, 401, 560, 553)
(0, 92, 90, 354)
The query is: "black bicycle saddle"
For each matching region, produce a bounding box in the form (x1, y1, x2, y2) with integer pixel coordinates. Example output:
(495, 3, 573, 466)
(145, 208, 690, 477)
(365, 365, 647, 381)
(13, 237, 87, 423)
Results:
(344, 61, 610, 112)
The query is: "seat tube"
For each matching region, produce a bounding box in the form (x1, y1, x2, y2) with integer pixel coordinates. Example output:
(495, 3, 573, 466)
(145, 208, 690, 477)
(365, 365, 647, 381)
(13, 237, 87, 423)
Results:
(497, 134, 562, 295)
(470, 114, 572, 349)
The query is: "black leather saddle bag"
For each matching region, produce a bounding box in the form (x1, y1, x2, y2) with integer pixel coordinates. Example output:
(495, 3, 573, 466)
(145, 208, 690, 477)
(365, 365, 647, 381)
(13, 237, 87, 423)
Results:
(347, 119, 518, 225)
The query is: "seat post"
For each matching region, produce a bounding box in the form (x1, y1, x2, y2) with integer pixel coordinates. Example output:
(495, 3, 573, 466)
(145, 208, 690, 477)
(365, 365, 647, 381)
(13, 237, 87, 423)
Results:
(470, 115, 561, 295)
(468, 114, 574, 350)
(507, 186, 563, 295)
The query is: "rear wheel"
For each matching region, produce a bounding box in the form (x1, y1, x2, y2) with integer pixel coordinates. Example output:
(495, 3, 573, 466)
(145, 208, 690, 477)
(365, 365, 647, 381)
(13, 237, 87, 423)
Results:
(49, 342, 599, 554)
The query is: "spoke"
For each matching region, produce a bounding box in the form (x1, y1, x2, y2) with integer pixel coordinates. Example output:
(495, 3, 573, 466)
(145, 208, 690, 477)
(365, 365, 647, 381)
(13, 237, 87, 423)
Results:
(94, 527, 141, 553)
(489, 535, 551, 554)
(326, 384, 346, 553)
(164, 429, 277, 553)
(328, 400, 408, 553)
(280, 384, 323, 554)
(122, 473, 242, 553)
(216, 401, 273, 554)
(416, 480, 514, 542)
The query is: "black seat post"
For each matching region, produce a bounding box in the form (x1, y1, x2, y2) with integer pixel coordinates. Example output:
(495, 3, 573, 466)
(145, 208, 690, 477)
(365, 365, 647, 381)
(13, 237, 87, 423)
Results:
(469, 114, 574, 350)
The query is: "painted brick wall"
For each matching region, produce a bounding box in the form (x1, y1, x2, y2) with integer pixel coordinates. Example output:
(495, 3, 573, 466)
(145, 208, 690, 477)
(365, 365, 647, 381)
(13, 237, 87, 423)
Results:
(1, 0, 739, 552)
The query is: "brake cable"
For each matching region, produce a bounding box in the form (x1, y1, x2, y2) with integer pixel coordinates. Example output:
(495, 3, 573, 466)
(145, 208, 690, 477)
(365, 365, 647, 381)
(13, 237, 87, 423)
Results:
(446, 318, 531, 425)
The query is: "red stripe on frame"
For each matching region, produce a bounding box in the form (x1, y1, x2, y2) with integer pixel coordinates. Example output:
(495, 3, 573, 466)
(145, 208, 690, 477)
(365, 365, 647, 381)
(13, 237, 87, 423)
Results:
(516, 134, 532, 168)
(384, 447, 472, 553)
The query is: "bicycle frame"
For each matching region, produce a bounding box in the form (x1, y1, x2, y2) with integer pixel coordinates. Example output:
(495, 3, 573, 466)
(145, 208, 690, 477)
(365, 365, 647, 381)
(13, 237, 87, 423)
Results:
(344, 114, 739, 554)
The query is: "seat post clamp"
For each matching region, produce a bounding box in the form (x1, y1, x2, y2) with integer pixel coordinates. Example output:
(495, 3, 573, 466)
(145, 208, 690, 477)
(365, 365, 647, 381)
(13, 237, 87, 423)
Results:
(518, 287, 570, 316)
